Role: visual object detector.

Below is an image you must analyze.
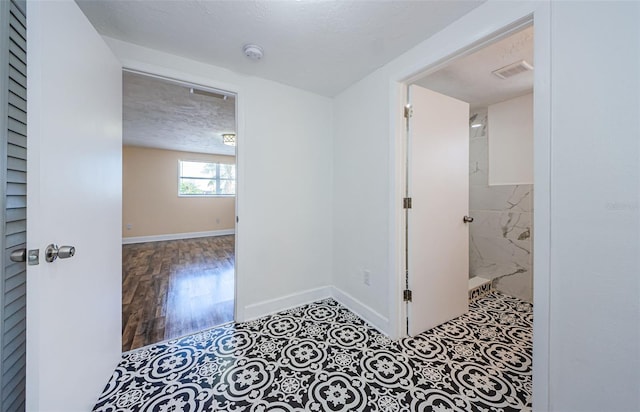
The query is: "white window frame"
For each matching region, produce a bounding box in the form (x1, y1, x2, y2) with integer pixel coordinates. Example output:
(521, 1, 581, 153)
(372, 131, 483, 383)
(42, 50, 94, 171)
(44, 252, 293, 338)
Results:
(178, 160, 236, 197)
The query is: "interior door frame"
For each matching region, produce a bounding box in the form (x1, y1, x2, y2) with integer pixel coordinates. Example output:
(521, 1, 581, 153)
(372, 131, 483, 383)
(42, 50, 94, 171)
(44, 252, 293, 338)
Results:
(120, 67, 243, 330)
(387, 3, 551, 409)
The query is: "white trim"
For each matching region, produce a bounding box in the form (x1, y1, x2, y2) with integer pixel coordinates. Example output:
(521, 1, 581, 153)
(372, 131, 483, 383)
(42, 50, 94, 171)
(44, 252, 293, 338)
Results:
(242, 286, 332, 322)
(239, 285, 390, 337)
(122, 229, 235, 244)
(105, 42, 245, 326)
(331, 286, 390, 335)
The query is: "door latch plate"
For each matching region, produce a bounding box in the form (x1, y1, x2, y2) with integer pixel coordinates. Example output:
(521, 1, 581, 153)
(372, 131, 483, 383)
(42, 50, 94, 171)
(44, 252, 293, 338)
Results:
(28, 249, 39, 266)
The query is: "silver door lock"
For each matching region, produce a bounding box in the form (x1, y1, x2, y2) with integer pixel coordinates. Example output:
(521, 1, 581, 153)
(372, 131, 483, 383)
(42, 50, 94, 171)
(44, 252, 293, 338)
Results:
(45, 244, 76, 263)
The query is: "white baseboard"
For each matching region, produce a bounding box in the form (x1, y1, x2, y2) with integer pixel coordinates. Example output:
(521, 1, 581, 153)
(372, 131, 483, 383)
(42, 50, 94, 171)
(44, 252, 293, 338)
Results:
(241, 284, 390, 337)
(242, 286, 332, 322)
(330, 286, 390, 336)
(122, 229, 235, 244)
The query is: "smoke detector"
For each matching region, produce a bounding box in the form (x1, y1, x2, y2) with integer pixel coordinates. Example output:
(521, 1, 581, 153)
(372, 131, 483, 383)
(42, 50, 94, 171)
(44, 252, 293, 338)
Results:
(243, 44, 264, 61)
(492, 60, 534, 79)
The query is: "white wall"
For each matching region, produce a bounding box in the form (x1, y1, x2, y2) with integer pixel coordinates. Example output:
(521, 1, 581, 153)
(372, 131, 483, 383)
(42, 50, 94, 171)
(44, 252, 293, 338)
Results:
(333, 0, 544, 339)
(333, 73, 392, 330)
(549, 3, 639, 411)
(488, 93, 533, 185)
(333, 1, 639, 411)
(105, 38, 334, 321)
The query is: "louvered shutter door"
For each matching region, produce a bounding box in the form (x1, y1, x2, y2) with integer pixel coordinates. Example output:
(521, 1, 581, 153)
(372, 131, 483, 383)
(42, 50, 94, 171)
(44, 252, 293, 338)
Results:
(0, 0, 26, 410)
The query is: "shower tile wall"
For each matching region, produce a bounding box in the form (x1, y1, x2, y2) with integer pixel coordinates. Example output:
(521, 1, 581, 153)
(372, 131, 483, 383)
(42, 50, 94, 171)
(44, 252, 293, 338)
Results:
(469, 109, 533, 302)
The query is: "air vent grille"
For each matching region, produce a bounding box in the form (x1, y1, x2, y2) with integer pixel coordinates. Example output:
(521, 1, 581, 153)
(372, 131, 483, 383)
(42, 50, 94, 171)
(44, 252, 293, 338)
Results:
(190, 88, 229, 100)
(492, 60, 534, 79)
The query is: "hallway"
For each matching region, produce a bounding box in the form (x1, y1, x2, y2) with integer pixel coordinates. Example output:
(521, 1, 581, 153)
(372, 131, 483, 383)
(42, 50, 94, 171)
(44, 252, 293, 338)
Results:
(97, 292, 532, 410)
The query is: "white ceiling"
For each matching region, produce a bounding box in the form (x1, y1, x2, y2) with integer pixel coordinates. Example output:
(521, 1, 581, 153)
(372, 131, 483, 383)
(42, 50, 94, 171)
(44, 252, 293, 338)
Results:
(77, 0, 485, 97)
(414, 25, 534, 109)
(123, 71, 236, 156)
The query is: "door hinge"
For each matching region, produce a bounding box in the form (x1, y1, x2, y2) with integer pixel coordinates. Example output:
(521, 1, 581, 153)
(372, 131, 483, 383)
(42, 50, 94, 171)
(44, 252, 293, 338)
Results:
(404, 104, 413, 118)
(403, 197, 412, 209)
(403, 289, 413, 302)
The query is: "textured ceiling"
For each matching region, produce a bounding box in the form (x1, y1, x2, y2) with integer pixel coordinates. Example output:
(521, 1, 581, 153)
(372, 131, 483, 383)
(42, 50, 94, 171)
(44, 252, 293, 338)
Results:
(123, 71, 236, 155)
(415, 26, 534, 109)
(77, 0, 485, 97)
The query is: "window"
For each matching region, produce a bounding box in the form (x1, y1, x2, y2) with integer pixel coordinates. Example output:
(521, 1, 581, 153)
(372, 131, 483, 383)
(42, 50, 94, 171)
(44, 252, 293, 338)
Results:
(178, 160, 236, 196)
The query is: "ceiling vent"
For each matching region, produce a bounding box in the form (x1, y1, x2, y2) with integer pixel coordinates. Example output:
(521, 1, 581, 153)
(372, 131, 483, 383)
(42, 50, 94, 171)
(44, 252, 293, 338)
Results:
(190, 88, 228, 100)
(492, 60, 534, 79)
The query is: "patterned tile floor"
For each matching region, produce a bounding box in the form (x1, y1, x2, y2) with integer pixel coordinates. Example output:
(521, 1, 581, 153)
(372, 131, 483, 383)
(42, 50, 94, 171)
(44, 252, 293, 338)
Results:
(93, 292, 532, 411)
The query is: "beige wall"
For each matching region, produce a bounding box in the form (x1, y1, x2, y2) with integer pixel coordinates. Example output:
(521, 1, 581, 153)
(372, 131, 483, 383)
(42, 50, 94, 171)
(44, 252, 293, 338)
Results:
(123, 145, 236, 238)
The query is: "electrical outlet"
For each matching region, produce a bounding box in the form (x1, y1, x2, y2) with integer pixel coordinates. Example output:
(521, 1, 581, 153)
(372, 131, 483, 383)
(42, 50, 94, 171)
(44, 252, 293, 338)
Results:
(216, 218, 220, 224)
(364, 270, 371, 286)
(126, 224, 132, 230)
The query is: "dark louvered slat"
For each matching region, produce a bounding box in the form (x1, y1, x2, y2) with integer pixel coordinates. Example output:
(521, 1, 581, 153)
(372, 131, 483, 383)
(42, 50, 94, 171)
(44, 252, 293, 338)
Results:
(7, 78, 25, 101)
(9, 3, 25, 29)
(2, 374, 24, 407)
(3, 282, 24, 306)
(4, 380, 25, 411)
(2, 332, 24, 363)
(6, 183, 25, 197)
(2, 366, 24, 404)
(9, 22, 27, 53)
(1, 298, 24, 335)
(6, 157, 25, 173)
(5, 219, 25, 235)
(8, 90, 25, 113)
(5, 196, 25, 209)
(4, 269, 24, 293)
(3, 305, 24, 335)
(8, 66, 25, 89)
(3, 263, 24, 284)
(7, 118, 25, 136)
(6, 171, 25, 186)
(9, 23, 25, 45)
(7, 105, 24, 125)
(7, 131, 25, 149)
(2, 348, 24, 393)
(3, 319, 24, 348)
(7, 144, 26, 161)
(8, 40, 25, 67)
(2, 365, 25, 407)
(5, 208, 25, 222)
(8, 53, 25, 79)
(1, 346, 23, 377)
(5, 232, 25, 249)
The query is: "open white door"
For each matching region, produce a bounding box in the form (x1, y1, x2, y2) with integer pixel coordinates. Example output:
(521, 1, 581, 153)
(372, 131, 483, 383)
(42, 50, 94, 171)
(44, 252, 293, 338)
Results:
(406, 85, 469, 336)
(26, 1, 122, 410)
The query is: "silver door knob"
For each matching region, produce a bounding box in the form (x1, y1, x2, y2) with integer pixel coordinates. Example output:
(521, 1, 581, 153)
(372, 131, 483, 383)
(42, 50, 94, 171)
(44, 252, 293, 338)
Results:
(463, 216, 474, 223)
(45, 244, 76, 263)
(10, 248, 26, 263)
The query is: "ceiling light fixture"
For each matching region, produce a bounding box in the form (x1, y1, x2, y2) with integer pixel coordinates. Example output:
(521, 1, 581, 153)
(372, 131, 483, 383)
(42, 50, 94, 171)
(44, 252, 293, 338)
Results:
(243, 44, 264, 61)
(471, 123, 483, 128)
(222, 133, 236, 146)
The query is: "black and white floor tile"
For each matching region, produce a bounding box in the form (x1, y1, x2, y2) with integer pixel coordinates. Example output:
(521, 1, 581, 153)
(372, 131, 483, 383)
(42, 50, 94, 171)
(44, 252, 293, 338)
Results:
(94, 292, 532, 411)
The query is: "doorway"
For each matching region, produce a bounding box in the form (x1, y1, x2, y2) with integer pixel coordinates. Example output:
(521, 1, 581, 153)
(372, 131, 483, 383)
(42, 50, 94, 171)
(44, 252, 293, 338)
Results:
(402, 23, 535, 336)
(121, 71, 238, 351)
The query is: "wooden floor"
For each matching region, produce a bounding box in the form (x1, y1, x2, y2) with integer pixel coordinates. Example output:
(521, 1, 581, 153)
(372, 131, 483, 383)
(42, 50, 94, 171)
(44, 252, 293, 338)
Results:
(122, 235, 235, 352)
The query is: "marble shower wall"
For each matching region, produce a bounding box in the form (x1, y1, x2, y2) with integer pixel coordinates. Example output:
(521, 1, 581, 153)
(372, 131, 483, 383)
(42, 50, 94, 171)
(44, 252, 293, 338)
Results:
(469, 109, 533, 302)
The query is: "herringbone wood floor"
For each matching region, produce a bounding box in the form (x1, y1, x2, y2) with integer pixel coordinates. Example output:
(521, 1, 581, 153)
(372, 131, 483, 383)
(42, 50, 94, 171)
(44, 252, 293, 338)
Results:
(122, 236, 235, 352)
